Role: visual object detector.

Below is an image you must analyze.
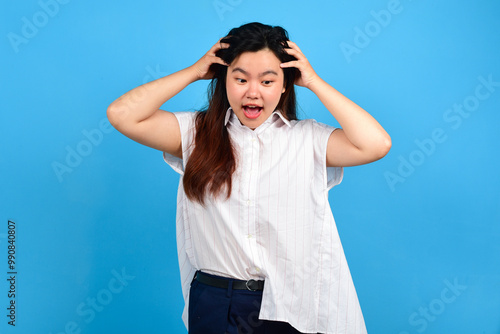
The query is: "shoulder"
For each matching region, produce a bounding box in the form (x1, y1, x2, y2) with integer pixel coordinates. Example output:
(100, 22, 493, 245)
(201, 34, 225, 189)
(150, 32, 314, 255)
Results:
(289, 118, 336, 134)
(171, 111, 201, 135)
(173, 111, 199, 125)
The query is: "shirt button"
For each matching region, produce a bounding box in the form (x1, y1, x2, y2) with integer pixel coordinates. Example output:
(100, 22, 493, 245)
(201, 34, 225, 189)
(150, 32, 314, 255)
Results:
(255, 267, 261, 272)
(248, 234, 253, 238)
(246, 200, 251, 206)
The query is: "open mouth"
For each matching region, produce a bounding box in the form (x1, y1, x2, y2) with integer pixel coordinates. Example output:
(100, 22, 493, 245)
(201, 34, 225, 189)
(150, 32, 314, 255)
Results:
(242, 105, 263, 119)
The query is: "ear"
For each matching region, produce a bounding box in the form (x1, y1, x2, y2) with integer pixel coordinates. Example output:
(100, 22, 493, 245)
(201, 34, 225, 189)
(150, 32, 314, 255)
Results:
(282, 85, 286, 94)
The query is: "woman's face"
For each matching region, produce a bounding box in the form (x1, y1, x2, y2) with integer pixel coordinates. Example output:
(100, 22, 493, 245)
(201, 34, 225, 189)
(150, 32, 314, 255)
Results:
(226, 49, 286, 130)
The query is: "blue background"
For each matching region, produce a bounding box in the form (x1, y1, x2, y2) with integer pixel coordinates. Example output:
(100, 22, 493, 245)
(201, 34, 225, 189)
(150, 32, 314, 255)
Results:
(2, 0, 500, 333)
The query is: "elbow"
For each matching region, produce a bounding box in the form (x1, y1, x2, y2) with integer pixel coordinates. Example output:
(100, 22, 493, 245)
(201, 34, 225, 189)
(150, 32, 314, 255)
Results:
(106, 102, 127, 130)
(374, 134, 392, 160)
(362, 133, 391, 162)
(106, 106, 118, 128)
(383, 135, 392, 155)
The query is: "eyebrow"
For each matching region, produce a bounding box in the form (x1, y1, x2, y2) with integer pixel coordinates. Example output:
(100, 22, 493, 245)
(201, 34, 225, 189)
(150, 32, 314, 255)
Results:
(231, 67, 279, 77)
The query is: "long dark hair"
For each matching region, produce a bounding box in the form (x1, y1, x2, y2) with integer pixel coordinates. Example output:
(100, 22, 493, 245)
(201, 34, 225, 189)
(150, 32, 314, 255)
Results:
(183, 22, 299, 204)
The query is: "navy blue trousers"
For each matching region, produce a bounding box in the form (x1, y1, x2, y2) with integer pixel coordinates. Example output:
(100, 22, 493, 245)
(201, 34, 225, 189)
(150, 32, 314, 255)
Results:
(188, 271, 316, 334)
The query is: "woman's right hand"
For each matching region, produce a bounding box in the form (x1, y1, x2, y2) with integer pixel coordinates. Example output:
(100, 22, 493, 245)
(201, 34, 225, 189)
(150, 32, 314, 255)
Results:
(191, 38, 229, 80)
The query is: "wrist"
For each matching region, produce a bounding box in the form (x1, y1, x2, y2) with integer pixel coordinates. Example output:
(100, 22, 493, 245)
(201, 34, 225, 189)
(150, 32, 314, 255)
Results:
(184, 65, 203, 83)
(305, 74, 324, 91)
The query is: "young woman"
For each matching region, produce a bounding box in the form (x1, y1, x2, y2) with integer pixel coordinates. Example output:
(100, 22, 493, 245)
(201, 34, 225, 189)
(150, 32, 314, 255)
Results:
(107, 22, 391, 334)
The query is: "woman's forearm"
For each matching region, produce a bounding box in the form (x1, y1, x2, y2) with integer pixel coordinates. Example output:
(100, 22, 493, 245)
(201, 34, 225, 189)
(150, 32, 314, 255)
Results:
(309, 77, 391, 153)
(107, 65, 199, 126)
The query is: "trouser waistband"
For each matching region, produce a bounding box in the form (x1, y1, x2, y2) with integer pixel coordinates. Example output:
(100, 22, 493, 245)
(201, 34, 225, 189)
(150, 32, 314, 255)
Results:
(194, 270, 265, 291)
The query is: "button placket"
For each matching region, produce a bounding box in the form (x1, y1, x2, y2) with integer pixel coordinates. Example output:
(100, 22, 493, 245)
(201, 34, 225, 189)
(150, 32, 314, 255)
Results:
(245, 132, 264, 277)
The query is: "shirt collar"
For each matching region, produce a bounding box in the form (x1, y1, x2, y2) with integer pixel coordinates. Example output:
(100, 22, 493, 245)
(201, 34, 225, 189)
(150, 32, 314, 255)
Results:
(224, 107, 292, 129)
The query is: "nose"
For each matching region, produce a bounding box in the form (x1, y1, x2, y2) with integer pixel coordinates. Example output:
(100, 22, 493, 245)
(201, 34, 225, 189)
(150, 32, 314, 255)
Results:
(245, 81, 259, 99)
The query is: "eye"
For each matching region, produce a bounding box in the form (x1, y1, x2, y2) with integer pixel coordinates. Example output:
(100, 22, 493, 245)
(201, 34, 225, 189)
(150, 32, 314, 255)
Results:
(236, 78, 246, 83)
(262, 80, 273, 85)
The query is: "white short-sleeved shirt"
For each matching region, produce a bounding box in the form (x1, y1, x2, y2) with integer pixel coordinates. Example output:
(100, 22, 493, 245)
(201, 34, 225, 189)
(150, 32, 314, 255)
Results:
(163, 108, 366, 334)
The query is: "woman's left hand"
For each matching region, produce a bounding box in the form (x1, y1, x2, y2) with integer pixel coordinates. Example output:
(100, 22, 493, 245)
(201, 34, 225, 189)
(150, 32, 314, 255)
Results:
(280, 41, 320, 89)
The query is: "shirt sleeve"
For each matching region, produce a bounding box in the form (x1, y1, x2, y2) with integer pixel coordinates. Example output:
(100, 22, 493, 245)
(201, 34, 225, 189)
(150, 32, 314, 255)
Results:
(162, 111, 197, 175)
(311, 119, 344, 191)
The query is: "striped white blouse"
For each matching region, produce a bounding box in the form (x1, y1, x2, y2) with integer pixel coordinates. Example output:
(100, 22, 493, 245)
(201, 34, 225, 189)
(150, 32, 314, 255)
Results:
(163, 108, 367, 334)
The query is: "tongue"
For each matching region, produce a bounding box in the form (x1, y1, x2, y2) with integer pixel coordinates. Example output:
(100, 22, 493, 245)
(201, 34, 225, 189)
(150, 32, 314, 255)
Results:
(243, 106, 262, 119)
